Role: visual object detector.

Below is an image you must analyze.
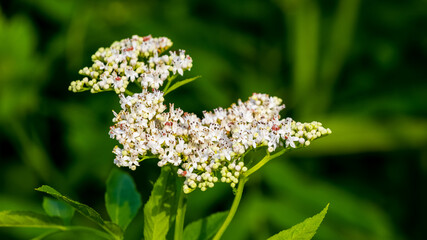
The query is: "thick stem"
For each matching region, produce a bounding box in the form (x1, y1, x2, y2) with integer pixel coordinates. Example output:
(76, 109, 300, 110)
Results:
(174, 187, 187, 240)
(213, 177, 247, 240)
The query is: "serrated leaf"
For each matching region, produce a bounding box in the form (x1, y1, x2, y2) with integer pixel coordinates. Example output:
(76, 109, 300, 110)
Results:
(143, 166, 177, 240)
(0, 211, 64, 229)
(42, 197, 75, 225)
(164, 76, 200, 95)
(183, 211, 228, 240)
(105, 169, 142, 231)
(35, 185, 123, 239)
(268, 204, 329, 240)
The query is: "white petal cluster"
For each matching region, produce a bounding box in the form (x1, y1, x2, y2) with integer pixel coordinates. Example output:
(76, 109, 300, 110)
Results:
(68, 35, 193, 94)
(109, 92, 331, 193)
(71, 35, 332, 194)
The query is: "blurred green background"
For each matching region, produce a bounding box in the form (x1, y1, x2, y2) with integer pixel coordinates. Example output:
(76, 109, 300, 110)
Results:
(1, 0, 426, 239)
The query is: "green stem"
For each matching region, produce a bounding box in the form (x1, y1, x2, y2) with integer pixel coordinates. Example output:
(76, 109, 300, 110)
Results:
(163, 75, 177, 93)
(244, 148, 287, 177)
(163, 79, 172, 93)
(125, 89, 134, 96)
(213, 177, 247, 240)
(174, 188, 187, 240)
(138, 155, 158, 162)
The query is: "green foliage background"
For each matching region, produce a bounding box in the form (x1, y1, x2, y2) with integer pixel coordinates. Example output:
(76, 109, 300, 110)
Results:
(0, 0, 426, 239)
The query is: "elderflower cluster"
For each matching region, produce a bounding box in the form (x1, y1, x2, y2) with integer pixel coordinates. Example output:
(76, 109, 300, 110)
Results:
(70, 34, 331, 194)
(68, 35, 193, 94)
(109, 92, 331, 193)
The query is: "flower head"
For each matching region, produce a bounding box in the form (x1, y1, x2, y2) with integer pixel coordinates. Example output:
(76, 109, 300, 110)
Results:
(109, 90, 331, 193)
(69, 35, 193, 94)
(72, 35, 331, 194)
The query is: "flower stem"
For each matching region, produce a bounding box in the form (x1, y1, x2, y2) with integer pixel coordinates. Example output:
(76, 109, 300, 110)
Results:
(213, 177, 247, 240)
(174, 187, 187, 240)
(125, 89, 134, 95)
(244, 148, 287, 177)
(164, 80, 172, 93)
(163, 75, 177, 93)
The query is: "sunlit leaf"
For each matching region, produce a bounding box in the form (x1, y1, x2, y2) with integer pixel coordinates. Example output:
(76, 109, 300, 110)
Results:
(143, 166, 177, 240)
(268, 204, 329, 240)
(262, 161, 394, 239)
(32, 229, 108, 240)
(31, 227, 113, 240)
(0, 211, 64, 229)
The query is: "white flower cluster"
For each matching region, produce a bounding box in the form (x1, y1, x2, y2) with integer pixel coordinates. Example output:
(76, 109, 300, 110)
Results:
(68, 35, 193, 94)
(109, 92, 331, 193)
(70, 34, 331, 194)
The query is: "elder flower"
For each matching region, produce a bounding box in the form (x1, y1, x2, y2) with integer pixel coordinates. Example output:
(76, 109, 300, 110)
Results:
(69, 35, 193, 94)
(109, 91, 331, 193)
(71, 35, 331, 194)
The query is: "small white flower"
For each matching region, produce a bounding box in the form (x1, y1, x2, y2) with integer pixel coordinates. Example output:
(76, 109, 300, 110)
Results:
(125, 67, 138, 82)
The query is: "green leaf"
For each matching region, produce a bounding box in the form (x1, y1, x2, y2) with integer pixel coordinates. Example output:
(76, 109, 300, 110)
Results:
(183, 211, 228, 240)
(143, 166, 177, 240)
(267, 204, 329, 240)
(42, 197, 75, 225)
(35, 185, 123, 239)
(163, 76, 200, 95)
(0, 211, 109, 239)
(32, 229, 108, 240)
(31, 226, 115, 240)
(0, 210, 64, 229)
(105, 169, 142, 231)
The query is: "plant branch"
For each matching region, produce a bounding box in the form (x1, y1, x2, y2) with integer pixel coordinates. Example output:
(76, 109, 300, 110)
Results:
(244, 148, 287, 177)
(163, 75, 177, 93)
(213, 177, 247, 240)
(125, 89, 134, 96)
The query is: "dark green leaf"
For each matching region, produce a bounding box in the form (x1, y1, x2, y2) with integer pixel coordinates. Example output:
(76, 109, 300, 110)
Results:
(143, 166, 177, 240)
(163, 76, 200, 95)
(43, 197, 75, 225)
(268, 204, 329, 240)
(0, 211, 64, 229)
(105, 169, 142, 231)
(35, 185, 123, 239)
(183, 211, 228, 240)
